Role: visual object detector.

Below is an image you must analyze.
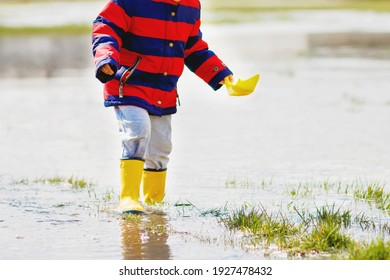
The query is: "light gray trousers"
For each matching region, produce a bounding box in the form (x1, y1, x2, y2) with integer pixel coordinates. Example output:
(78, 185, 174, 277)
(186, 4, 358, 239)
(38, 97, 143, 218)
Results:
(114, 106, 172, 170)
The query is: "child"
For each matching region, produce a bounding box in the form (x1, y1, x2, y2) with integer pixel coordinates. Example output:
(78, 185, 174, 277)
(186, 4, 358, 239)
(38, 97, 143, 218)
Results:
(92, 0, 233, 214)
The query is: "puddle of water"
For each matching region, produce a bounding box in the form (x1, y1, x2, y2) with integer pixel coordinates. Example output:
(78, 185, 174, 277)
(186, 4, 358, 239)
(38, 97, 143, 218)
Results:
(0, 182, 117, 259)
(1, 175, 389, 259)
(0, 179, 271, 260)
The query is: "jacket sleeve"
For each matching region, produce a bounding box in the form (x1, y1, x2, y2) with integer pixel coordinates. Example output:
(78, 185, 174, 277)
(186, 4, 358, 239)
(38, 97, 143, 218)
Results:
(184, 13, 233, 91)
(92, 0, 131, 83)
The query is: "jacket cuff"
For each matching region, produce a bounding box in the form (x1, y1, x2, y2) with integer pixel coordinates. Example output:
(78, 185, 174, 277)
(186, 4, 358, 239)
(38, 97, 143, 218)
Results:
(209, 68, 234, 91)
(95, 57, 118, 83)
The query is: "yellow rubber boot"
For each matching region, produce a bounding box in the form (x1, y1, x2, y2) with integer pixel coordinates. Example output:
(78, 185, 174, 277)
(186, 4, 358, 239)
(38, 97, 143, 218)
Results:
(143, 170, 167, 205)
(119, 159, 145, 214)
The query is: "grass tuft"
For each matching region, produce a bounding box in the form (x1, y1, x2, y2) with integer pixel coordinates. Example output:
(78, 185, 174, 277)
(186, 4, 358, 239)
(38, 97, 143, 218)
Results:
(302, 219, 352, 252)
(224, 205, 301, 247)
(33, 176, 95, 189)
(225, 203, 359, 256)
(354, 181, 390, 211)
(349, 238, 390, 260)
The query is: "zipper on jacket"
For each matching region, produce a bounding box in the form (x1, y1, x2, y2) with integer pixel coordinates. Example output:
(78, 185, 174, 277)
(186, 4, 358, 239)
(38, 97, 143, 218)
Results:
(177, 93, 181, 106)
(119, 56, 141, 98)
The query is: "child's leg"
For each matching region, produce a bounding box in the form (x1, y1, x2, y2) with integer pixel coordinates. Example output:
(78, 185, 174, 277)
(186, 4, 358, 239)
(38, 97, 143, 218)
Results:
(114, 105, 151, 213)
(145, 115, 172, 170)
(115, 105, 151, 160)
(143, 115, 172, 204)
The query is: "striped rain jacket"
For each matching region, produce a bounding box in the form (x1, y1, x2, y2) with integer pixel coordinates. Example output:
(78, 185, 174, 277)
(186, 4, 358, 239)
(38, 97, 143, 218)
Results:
(92, 0, 233, 116)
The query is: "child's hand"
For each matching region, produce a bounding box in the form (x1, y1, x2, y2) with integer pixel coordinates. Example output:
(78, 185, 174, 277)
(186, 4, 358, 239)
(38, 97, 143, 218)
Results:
(100, 64, 115, 76)
(220, 74, 233, 84)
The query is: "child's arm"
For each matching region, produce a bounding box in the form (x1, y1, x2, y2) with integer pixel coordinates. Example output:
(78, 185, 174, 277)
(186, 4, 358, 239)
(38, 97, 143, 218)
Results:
(92, 0, 130, 83)
(184, 14, 233, 90)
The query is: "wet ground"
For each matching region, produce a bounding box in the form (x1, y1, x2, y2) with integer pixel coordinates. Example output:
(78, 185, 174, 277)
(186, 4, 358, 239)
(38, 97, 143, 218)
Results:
(1, 1, 390, 259)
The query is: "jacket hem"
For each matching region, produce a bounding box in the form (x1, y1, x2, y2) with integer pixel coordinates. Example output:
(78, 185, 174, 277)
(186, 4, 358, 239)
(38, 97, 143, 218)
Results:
(104, 96, 177, 116)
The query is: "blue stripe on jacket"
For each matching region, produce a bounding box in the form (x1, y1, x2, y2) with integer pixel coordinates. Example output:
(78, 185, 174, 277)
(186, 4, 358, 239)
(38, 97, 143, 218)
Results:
(104, 95, 177, 116)
(115, 68, 179, 92)
(185, 49, 216, 73)
(122, 35, 186, 58)
(92, 16, 124, 55)
(113, 0, 199, 24)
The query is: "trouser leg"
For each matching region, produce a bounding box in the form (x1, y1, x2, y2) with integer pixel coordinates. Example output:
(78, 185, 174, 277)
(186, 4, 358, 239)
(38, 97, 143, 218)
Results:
(115, 105, 151, 160)
(145, 115, 172, 170)
(143, 115, 172, 204)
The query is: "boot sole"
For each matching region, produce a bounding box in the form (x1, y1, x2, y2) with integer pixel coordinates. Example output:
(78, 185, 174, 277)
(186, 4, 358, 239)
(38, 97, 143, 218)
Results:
(121, 209, 145, 215)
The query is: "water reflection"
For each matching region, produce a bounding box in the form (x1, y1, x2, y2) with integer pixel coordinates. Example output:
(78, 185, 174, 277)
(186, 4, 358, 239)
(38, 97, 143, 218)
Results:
(121, 212, 171, 260)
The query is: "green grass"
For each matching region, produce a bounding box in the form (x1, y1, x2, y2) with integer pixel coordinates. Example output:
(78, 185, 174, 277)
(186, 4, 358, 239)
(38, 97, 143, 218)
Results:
(199, 203, 229, 218)
(33, 176, 95, 189)
(208, 5, 390, 14)
(314, 204, 352, 228)
(286, 179, 346, 199)
(207, 0, 390, 13)
(349, 238, 390, 260)
(171, 178, 390, 259)
(204, 0, 390, 24)
(301, 218, 353, 252)
(290, 204, 353, 253)
(223, 177, 390, 251)
(11, 178, 29, 185)
(173, 200, 230, 218)
(224, 205, 302, 248)
(102, 188, 116, 203)
(223, 202, 388, 258)
(354, 182, 390, 211)
(225, 176, 256, 189)
(288, 181, 315, 198)
(0, 25, 91, 37)
(285, 178, 390, 202)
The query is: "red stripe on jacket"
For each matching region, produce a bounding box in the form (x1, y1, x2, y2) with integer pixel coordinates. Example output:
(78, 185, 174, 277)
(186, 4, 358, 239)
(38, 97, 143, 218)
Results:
(194, 55, 229, 84)
(99, 1, 130, 33)
(121, 48, 185, 76)
(131, 17, 193, 42)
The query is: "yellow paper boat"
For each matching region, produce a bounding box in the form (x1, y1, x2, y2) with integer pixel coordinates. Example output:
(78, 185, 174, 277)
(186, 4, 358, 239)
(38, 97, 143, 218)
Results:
(225, 74, 260, 96)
